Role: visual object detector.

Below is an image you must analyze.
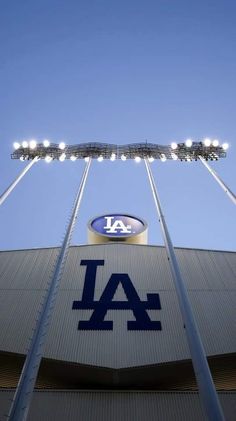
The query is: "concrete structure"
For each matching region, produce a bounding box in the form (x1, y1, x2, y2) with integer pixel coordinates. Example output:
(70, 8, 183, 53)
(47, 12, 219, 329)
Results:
(0, 244, 235, 420)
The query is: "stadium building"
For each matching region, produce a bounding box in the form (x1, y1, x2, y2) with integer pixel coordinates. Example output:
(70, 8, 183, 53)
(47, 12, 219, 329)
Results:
(0, 141, 235, 420)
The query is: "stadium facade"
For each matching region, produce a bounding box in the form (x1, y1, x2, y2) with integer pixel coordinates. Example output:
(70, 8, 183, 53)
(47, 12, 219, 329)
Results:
(0, 242, 235, 420)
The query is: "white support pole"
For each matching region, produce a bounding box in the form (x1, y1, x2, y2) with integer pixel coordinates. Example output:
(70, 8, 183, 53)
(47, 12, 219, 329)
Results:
(199, 156, 236, 205)
(0, 157, 39, 206)
(0, 156, 39, 206)
(144, 159, 225, 421)
(7, 158, 92, 421)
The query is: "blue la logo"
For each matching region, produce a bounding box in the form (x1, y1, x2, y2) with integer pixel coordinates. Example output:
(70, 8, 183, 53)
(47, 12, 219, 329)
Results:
(103, 216, 132, 234)
(90, 214, 146, 238)
(72, 260, 162, 331)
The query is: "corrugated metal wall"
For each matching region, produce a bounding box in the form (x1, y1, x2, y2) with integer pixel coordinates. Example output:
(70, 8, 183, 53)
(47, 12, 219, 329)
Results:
(0, 390, 235, 421)
(0, 351, 235, 390)
(0, 244, 235, 368)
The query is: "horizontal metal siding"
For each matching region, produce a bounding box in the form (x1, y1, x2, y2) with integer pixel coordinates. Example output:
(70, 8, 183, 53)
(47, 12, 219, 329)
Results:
(0, 390, 236, 421)
(0, 245, 235, 367)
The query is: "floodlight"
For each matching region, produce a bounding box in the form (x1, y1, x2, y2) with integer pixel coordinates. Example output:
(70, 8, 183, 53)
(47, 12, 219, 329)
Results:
(84, 157, 90, 162)
(185, 139, 192, 147)
(212, 139, 219, 147)
(222, 143, 229, 150)
(59, 153, 66, 162)
(29, 140, 37, 150)
(148, 157, 154, 163)
(160, 154, 167, 162)
(171, 153, 178, 160)
(20, 156, 25, 161)
(70, 155, 77, 161)
(171, 142, 178, 150)
(204, 138, 211, 147)
(45, 155, 53, 163)
(59, 142, 66, 150)
(43, 140, 50, 147)
(13, 142, 20, 150)
(11, 140, 227, 162)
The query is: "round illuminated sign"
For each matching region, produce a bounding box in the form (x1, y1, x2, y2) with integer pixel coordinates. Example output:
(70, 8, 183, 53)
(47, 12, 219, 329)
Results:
(88, 214, 148, 244)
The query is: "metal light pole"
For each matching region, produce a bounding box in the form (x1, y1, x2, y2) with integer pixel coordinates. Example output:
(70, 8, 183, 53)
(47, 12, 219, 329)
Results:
(144, 159, 225, 421)
(199, 156, 236, 205)
(0, 157, 38, 206)
(7, 158, 92, 421)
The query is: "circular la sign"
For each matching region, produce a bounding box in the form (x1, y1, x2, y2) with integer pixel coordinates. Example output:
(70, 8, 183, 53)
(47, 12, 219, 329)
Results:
(88, 214, 148, 244)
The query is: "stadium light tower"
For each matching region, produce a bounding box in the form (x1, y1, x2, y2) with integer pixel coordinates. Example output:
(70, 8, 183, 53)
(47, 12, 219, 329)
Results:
(7, 138, 232, 421)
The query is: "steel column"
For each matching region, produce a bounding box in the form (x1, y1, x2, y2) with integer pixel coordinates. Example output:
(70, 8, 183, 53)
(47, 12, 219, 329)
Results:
(199, 156, 236, 205)
(0, 157, 38, 206)
(144, 159, 225, 421)
(7, 158, 92, 421)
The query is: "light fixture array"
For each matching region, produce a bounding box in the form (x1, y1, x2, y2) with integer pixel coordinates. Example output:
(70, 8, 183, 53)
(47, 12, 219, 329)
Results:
(12, 139, 228, 162)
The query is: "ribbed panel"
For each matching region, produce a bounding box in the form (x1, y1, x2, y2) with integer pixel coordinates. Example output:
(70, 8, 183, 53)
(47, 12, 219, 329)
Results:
(0, 352, 235, 391)
(0, 245, 235, 368)
(0, 390, 236, 421)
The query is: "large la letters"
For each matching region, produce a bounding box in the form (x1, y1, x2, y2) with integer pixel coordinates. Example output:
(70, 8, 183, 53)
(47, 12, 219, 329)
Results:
(72, 260, 162, 331)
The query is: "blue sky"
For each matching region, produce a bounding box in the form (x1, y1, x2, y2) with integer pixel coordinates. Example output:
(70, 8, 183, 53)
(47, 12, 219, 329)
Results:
(0, 0, 235, 251)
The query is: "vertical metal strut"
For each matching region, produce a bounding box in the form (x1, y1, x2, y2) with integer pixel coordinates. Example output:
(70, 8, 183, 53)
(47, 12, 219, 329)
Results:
(199, 156, 236, 205)
(8, 158, 92, 421)
(0, 157, 38, 206)
(144, 159, 225, 421)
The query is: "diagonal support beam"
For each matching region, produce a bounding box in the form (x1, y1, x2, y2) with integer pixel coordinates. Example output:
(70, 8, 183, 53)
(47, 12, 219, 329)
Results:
(0, 157, 38, 206)
(199, 156, 236, 205)
(144, 159, 225, 421)
(7, 158, 92, 421)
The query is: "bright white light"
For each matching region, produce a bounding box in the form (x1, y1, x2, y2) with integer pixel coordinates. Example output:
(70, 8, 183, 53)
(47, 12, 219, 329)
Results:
(84, 157, 90, 162)
(43, 139, 50, 147)
(212, 139, 219, 147)
(171, 142, 178, 150)
(45, 155, 52, 163)
(59, 153, 66, 162)
(204, 138, 211, 147)
(185, 139, 192, 147)
(22, 141, 28, 148)
(97, 156, 103, 162)
(148, 156, 154, 163)
(20, 156, 25, 161)
(222, 142, 229, 150)
(135, 156, 141, 163)
(13, 142, 20, 150)
(121, 154, 127, 161)
(110, 153, 116, 161)
(59, 142, 66, 150)
(171, 153, 178, 160)
(160, 154, 167, 162)
(70, 155, 77, 161)
(186, 156, 192, 162)
(29, 139, 37, 150)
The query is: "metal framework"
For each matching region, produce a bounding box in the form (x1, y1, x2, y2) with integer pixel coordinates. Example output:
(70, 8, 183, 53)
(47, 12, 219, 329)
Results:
(12, 141, 226, 161)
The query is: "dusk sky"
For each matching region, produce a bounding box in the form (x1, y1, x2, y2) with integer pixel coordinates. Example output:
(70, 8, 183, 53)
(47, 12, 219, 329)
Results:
(0, 0, 235, 251)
